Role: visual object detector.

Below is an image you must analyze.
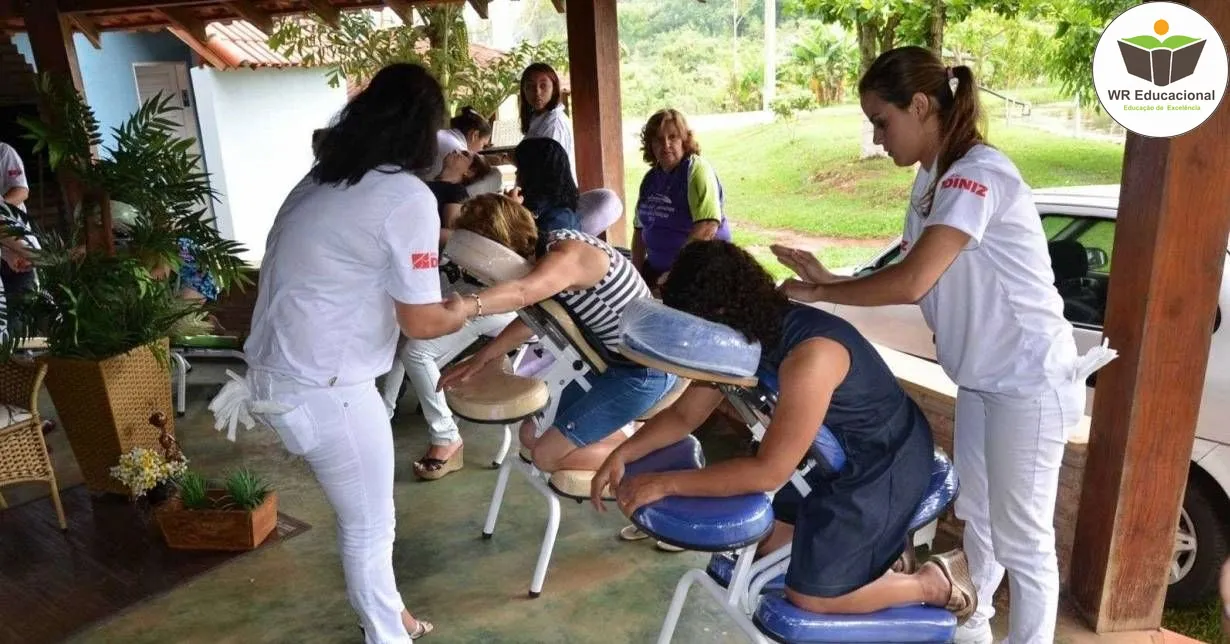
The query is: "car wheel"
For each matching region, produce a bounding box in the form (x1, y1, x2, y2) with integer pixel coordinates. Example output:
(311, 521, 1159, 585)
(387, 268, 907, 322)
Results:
(1166, 478, 1229, 607)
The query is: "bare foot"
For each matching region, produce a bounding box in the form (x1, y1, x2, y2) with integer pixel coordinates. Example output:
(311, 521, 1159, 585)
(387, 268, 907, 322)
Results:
(917, 561, 952, 607)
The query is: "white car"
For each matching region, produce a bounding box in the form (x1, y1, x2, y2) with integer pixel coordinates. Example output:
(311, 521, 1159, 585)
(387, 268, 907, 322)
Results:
(822, 184, 1229, 607)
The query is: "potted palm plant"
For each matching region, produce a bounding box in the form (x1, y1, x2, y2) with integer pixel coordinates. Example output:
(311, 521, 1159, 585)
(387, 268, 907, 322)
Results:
(0, 74, 249, 495)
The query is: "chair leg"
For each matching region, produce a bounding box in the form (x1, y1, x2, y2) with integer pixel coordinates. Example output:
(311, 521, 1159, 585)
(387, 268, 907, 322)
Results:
(659, 569, 768, 644)
(171, 352, 188, 417)
(912, 519, 938, 551)
(492, 424, 511, 468)
(482, 449, 515, 538)
(528, 489, 561, 598)
(48, 479, 67, 531)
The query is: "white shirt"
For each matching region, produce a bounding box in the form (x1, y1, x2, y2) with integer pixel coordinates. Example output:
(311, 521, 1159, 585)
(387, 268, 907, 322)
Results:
(244, 168, 443, 387)
(902, 144, 1077, 395)
(527, 104, 576, 180)
(419, 129, 468, 181)
(0, 142, 28, 212)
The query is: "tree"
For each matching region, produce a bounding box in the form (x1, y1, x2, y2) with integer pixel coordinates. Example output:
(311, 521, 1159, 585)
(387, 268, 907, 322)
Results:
(1021, 0, 1140, 107)
(268, 9, 568, 121)
(783, 0, 1017, 157)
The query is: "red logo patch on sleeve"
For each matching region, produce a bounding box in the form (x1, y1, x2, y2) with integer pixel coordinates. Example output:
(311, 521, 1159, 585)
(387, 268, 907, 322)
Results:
(411, 252, 438, 270)
(939, 175, 989, 198)
(6, 169, 21, 178)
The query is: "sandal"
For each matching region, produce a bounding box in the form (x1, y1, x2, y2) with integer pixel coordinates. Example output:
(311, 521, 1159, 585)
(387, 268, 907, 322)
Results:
(892, 539, 919, 574)
(413, 446, 464, 481)
(926, 550, 978, 623)
(619, 525, 650, 541)
(409, 619, 434, 640)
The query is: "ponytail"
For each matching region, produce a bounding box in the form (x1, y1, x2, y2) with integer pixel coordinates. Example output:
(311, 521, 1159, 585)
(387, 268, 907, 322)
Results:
(450, 106, 492, 139)
(859, 46, 986, 217)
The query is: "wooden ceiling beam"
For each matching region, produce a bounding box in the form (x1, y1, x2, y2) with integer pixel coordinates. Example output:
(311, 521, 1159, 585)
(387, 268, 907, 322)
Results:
(382, 0, 415, 24)
(466, 0, 488, 19)
(55, 0, 215, 11)
(225, 0, 273, 33)
(66, 12, 104, 49)
(157, 6, 208, 43)
(165, 25, 227, 68)
(303, 0, 341, 28)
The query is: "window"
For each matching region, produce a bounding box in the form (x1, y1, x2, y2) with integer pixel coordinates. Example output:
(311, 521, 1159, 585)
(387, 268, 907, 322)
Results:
(1041, 215, 1075, 239)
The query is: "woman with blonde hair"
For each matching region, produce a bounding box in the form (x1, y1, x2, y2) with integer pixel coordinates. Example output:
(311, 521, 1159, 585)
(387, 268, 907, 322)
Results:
(438, 193, 676, 474)
(632, 108, 732, 288)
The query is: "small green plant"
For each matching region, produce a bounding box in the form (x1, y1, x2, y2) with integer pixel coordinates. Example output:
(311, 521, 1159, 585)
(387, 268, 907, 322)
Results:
(175, 470, 211, 510)
(223, 468, 270, 511)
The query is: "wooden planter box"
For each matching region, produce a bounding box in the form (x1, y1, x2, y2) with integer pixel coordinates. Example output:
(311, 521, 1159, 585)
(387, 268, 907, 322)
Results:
(42, 339, 174, 495)
(155, 490, 278, 551)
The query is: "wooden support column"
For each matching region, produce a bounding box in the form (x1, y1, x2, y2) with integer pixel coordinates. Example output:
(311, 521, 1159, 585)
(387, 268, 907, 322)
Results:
(565, 0, 625, 245)
(1069, 0, 1230, 632)
(24, 0, 83, 90)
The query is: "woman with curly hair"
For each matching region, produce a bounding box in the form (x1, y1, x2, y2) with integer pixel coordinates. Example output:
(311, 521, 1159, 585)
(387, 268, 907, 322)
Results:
(591, 239, 977, 622)
(632, 108, 731, 288)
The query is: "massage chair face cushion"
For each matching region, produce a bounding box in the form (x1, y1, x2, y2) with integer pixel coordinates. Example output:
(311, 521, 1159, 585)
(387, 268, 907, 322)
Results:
(442, 229, 532, 285)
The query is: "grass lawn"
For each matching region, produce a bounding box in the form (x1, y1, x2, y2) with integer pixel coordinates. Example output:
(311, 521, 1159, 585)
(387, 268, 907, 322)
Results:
(1163, 596, 1223, 642)
(622, 105, 1124, 279)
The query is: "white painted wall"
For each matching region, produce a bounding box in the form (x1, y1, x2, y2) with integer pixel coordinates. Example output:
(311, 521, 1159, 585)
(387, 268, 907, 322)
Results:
(190, 67, 347, 263)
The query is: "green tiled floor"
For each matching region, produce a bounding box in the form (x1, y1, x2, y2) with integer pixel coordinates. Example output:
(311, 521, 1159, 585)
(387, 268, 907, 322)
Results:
(65, 363, 749, 644)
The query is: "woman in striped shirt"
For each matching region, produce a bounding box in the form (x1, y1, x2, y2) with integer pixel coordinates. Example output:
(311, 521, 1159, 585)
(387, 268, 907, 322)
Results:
(438, 194, 677, 474)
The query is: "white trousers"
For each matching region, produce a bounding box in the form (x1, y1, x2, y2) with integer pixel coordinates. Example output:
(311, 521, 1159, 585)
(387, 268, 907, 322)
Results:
(953, 382, 1084, 644)
(250, 370, 411, 644)
(380, 313, 515, 444)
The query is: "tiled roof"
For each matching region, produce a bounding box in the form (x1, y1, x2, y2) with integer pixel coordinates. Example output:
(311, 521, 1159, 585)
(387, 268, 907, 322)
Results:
(201, 19, 511, 71)
(205, 20, 298, 69)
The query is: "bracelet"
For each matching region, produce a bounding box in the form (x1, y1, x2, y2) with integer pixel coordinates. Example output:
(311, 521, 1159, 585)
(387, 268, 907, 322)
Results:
(468, 293, 483, 318)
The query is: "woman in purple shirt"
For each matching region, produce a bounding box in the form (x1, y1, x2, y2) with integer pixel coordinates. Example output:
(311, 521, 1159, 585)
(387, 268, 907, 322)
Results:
(632, 109, 732, 289)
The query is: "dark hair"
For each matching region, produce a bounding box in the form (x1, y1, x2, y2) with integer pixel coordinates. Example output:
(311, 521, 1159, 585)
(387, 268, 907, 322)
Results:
(463, 154, 493, 186)
(311, 63, 444, 187)
(858, 46, 985, 217)
(640, 108, 702, 166)
(518, 63, 562, 135)
(514, 137, 578, 214)
(661, 240, 790, 348)
(451, 106, 492, 139)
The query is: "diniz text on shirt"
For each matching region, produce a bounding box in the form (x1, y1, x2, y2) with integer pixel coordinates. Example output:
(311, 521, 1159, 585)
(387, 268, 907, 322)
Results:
(411, 252, 438, 270)
(939, 175, 989, 198)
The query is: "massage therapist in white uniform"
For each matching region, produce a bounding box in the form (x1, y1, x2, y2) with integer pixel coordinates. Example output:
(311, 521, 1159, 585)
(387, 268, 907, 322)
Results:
(211, 64, 480, 643)
(773, 47, 1110, 644)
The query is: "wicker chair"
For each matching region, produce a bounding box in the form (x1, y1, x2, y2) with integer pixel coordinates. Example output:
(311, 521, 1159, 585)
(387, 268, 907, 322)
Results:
(0, 360, 66, 530)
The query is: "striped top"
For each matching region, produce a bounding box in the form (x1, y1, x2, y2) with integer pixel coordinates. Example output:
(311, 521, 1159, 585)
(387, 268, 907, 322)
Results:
(544, 229, 652, 353)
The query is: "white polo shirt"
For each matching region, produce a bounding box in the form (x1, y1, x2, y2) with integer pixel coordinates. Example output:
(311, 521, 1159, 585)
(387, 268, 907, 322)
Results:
(527, 104, 576, 180)
(418, 129, 468, 181)
(244, 168, 443, 387)
(902, 144, 1078, 395)
(0, 142, 28, 212)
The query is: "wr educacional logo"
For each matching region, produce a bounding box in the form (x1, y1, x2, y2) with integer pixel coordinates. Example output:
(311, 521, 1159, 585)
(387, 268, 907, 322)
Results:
(1115, 18, 1205, 88)
(1092, 2, 1227, 138)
